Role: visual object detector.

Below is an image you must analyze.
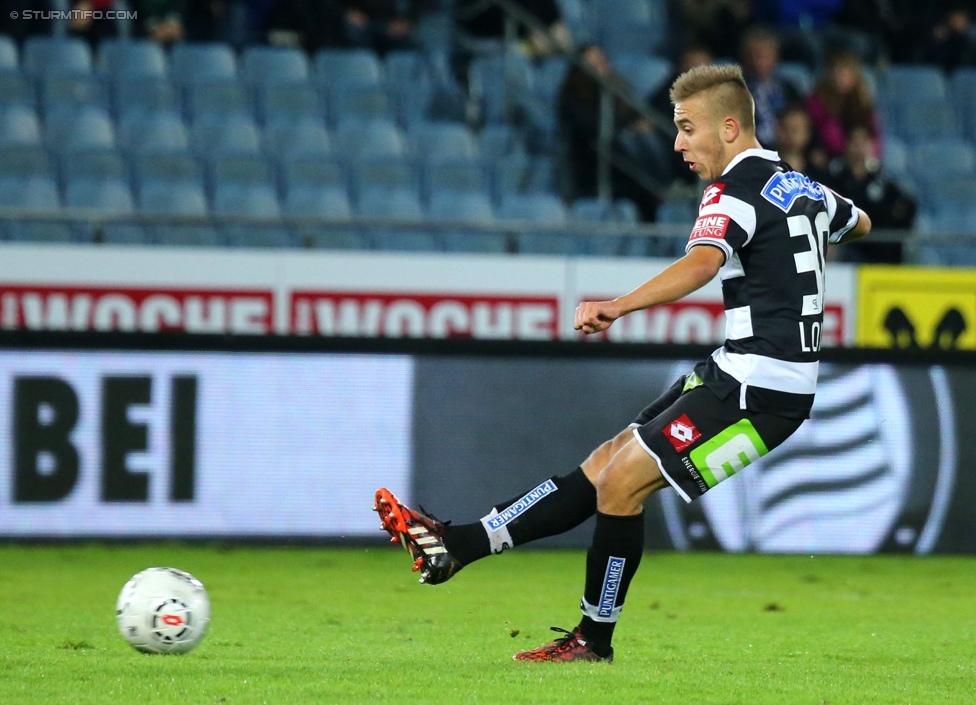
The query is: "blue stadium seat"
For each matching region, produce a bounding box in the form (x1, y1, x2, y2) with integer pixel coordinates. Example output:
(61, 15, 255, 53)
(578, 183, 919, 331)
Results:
(0, 145, 52, 180)
(384, 51, 431, 89)
(469, 54, 533, 123)
(242, 46, 310, 85)
(0, 106, 41, 147)
(895, 101, 959, 142)
(135, 152, 204, 192)
(170, 43, 237, 85)
(498, 194, 572, 253)
(187, 78, 253, 120)
(358, 189, 436, 251)
(213, 184, 294, 247)
(23, 37, 92, 76)
(0, 71, 35, 109)
(64, 179, 135, 213)
(45, 107, 115, 154)
(140, 181, 208, 215)
(881, 66, 947, 102)
(603, 22, 666, 58)
(284, 186, 366, 249)
(478, 124, 526, 157)
(281, 155, 347, 191)
(533, 58, 569, 103)
(425, 156, 489, 199)
(118, 112, 189, 154)
(0, 175, 60, 210)
(60, 148, 128, 186)
(913, 242, 976, 266)
(329, 85, 393, 124)
(612, 55, 671, 98)
(571, 199, 611, 222)
(191, 115, 262, 156)
(264, 116, 331, 157)
(113, 77, 179, 120)
(0, 34, 17, 70)
(97, 39, 167, 79)
(259, 82, 323, 125)
(493, 157, 553, 199)
(912, 140, 975, 178)
(40, 74, 108, 115)
(882, 137, 909, 176)
(315, 49, 382, 86)
(409, 122, 478, 158)
(352, 157, 420, 200)
(334, 120, 405, 157)
(951, 68, 976, 105)
(210, 154, 273, 193)
(430, 191, 505, 253)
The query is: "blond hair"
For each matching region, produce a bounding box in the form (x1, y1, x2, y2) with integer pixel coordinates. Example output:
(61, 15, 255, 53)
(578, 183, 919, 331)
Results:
(670, 64, 756, 133)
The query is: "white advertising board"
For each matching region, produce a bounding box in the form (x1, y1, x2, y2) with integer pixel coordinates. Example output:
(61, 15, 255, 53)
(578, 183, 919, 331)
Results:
(0, 245, 858, 344)
(0, 351, 413, 536)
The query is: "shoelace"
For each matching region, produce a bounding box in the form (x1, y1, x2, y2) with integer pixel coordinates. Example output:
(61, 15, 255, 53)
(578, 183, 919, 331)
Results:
(541, 627, 581, 653)
(416, 505, 451, 528)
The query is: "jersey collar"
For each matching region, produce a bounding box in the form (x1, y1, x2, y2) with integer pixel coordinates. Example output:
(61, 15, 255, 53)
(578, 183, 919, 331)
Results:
(721, 147, 780, 176)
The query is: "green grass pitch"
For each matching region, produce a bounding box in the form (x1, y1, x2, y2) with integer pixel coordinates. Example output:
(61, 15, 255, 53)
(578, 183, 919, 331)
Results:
(0, 545, 973, 704)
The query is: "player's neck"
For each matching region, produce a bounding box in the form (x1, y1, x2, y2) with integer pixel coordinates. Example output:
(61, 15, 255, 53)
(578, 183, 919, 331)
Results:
(718, 138, 766, 175)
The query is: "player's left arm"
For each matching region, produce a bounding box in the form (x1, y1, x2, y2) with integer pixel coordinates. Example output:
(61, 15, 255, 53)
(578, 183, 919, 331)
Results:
(822, 184, 871, 245)
(832, 207, 872, 244)
(574, 245, 725, 335)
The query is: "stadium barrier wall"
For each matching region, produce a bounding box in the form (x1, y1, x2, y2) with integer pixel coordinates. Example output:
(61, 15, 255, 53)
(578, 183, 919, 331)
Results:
(0, 244, 858, 345)
(1, 333, 974, 555)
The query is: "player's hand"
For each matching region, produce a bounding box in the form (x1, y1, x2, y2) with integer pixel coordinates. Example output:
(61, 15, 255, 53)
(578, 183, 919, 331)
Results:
(575, 300, 622, 335)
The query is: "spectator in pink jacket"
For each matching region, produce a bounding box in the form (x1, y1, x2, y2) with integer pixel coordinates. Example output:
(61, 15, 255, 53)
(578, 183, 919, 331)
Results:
(806, 50, 881, 166)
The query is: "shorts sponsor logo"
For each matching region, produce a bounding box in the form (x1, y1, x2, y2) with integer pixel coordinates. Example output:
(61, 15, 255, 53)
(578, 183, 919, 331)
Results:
(681, 456, 710, 494)
(598, 557, 626, 619)
(761, 171, 825, 213)
(485, 480, 557, 531)
(690, 419, 769, 488)
(664, 413, 701, 452)
(700, 183, 725, 209)
(690, 215, 731, 242)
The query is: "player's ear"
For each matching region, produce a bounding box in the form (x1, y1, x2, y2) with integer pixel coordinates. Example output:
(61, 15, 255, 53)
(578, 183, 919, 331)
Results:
(723, 116, 740, 144)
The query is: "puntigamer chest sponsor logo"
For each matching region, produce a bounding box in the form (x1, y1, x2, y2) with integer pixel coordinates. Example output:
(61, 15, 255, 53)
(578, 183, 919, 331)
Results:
(761, 171, 826, 213)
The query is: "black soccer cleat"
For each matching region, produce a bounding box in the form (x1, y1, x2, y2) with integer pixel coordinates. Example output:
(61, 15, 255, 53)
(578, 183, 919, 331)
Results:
(512, 627, 613, 663)
(373, 488, 464, 585)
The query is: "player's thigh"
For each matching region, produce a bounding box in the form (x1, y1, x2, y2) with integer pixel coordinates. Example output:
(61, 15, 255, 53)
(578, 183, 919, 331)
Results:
(632, 386, 803, 504)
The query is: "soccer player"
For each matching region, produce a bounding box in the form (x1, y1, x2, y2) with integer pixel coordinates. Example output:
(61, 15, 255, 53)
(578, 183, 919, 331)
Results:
(374, 64, 872, 662)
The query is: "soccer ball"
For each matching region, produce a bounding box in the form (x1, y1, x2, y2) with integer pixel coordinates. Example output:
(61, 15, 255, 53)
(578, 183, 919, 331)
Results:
(116, 567, 211, 654)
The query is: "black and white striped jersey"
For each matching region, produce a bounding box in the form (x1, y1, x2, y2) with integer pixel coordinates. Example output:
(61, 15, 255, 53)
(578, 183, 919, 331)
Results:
(686, 148, 859, 419)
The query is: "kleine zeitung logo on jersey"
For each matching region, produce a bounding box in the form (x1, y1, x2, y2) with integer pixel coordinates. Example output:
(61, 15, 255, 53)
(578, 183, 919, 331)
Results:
(690, 214, 731, 241)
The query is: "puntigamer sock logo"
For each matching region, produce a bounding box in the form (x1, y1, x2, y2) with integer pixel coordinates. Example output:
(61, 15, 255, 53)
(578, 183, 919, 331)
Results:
(485, 479, 557, 531)
(598, 557, 626, 620)
(689, 420, 769, 488)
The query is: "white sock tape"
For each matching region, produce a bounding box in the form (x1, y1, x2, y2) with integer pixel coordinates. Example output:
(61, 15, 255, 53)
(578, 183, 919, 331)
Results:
(480, 508, 514, 555)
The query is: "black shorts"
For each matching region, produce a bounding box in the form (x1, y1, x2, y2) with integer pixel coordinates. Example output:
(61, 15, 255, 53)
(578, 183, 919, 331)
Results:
(630, 374, 804, 503)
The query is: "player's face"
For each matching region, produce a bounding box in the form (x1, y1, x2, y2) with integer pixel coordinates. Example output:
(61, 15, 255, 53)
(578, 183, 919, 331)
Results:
(673, 96, 726, 182)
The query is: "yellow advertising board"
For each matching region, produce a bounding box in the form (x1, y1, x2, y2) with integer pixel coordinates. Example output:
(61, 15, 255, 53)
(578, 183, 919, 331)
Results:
(857, 266, 976, 349)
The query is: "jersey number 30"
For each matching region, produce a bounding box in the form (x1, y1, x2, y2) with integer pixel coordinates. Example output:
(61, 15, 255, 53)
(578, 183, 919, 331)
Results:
(787, 212, 829, 352)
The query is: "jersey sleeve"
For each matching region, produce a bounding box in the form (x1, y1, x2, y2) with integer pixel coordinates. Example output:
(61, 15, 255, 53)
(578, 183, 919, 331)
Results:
(686, 184, 757, 263)
(822, 185, 859, 243)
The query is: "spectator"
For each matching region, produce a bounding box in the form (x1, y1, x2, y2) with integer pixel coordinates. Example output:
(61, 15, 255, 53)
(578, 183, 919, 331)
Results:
(776, 105, 824, 177)
(833, 0, 922, 64)
(68, 0, 120, 44)
(819, 124, 914, 262)
(739, 27, 802, 149)
(558, 44, 670, 221)
(456, 0, 571, 58)
(677, 0, 751, 60)
(805, 50, 880, 163)
(341, 1, 437, 55)
(650, 41, 713, 117)
(916, 3, 976, 71)
(135, 0, 186, 44)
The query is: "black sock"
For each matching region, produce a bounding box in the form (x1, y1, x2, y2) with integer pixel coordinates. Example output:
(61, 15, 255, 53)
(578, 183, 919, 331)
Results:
(577, 512, 644, 657)
(442, 467, 596, 566)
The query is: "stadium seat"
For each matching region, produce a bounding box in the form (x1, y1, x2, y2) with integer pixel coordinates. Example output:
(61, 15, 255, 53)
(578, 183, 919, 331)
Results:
(425, 156, 490, 199)
(97, 39, 167, 79)
(187, 78, 253, 120)
(60, 148, 129, 185)
(895, 101, 959, 142)
(333, 120, 405, 157)
(912, 140, 975, 178)
(210, 154, 274, 193)
(191, 115, 262, 156)
(315, 49, 382, 86)
(0, 71, 35, 109)
(281, 155, 347, 192)
(493, 157, 553, 199)
(213, 184, 295, 247)
(264, 116, 331, 158)
(0, 106, 42, 147)
(169, 43, 237, 85)
(118, 112, 189, 154)
(358, 189, 437, 251)
(533, 58, 569, 103)
(259, 82, 323, 125)
(140, 181, 208, 215)
(113, 78, 179, 120)
(882, 137, 909, 176)
(242, 46, 310, 85)
(284, 186, 366, 249)
(612, 55, 671, 98)
(913, 242, 976, 266)
(603, 22, 666, 58)
(0, 145, 52, 180)
(23, 37, 92, 75)
(498, 194, 567, 222)
(479, 124, 526, 157)
(430, 191, 506, 253)
(0, 34, 17, 70)
(329, 85, 394, 124)
(64, 179, 135, 213)
(135, 151, 205, 192)
(881, 65, 947, 102)
(40, 74, 109, 115)
(0, 175, 60, 210)
(385, 51, 431, 89)
(45, 106, 115, 154)
(409, 122, 478, 158)
(570, 199, 611, 222)
(352, 157, 420, 200)
(469, 54, 534, 123)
